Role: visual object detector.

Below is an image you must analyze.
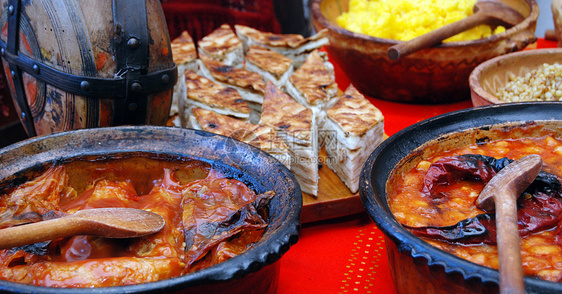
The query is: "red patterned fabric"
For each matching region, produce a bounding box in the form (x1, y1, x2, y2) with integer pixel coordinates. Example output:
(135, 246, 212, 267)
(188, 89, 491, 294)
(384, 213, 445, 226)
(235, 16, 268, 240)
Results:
(161, 0, 282, 42)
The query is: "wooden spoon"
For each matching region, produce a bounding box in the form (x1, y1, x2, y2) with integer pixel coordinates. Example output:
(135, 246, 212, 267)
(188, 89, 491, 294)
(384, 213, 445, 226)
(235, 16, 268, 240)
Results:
(387, 0, 525, 60)
(476, 154, 543, 294)
(0, 208, 165, 250)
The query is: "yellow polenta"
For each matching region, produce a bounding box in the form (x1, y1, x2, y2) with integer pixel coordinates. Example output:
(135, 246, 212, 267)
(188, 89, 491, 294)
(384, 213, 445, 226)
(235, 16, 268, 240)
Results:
(336, 0, 506, 42)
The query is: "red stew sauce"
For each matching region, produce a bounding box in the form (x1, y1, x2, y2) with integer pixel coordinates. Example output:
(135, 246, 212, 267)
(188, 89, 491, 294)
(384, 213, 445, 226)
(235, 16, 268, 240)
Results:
(0, 155, 273, 287)
(389, 134, 562, 282)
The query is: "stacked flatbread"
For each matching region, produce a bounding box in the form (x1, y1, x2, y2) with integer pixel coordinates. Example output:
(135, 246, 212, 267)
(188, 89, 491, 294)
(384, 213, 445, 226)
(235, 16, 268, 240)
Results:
(245, 45, 293, 90)
(234, 24, 329, 68)
(170, 31, 199, 126)
(197, 24, 244, 68)
(323, 85, 384, 194)
(182, 70, 251, 127)
(197, 54, 266, 122)
(260, 82, 319, 196)
(286, 49, 338, 134)
(171, 25, 385, 197)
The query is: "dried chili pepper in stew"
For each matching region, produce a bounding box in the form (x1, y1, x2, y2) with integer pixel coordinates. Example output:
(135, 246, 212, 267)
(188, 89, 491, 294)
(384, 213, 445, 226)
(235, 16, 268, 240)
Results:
(408, 154, 562, 246)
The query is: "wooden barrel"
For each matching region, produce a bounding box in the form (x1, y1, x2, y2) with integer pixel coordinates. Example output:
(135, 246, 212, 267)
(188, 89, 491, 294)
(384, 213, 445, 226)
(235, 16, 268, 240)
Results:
(553, 0, 562, 47)
(0, 0, 177, 136)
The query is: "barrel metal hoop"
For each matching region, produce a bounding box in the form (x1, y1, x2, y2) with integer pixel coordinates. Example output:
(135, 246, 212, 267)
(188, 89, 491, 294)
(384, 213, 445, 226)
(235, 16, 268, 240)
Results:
(0, 40, 177, 99)
(6, 0, 35, 136)
(112, 0, 151, 125)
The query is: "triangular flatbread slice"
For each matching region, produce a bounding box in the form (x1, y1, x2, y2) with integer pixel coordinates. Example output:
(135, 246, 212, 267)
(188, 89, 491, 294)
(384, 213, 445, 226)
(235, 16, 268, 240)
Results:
(234, 24, 329, 67)
(172, 31, 198, 65)
(182, 70, 251, 123)
(244, 45, 294, 90)
(198, 53, 266, 104)
(259, 82, 319, 197)
(198, 24, 244, 67)
(285, 49, 338, 135)
(323, 85, 384, 194)
(286, 50, 338, 112)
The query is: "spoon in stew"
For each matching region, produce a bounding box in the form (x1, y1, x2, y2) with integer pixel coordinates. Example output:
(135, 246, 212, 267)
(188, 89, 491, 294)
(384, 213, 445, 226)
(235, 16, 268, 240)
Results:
(475, 154, 543, 294)
(0, 207, 165, 250)
(387, 0, 525, 60)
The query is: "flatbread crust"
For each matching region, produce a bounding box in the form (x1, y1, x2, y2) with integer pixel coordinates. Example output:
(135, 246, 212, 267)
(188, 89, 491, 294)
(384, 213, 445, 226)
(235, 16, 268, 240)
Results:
(260, 82, 312, 142)
(288, 50, 338, 107)
(198, 53, 265, 95)
(183, 70, 250, 117)
(326, 84, 384, 137)
(260, 82, 319, 196)
(235, 24, 306, 48)
(198, 24, 244, 67)
(245, 45, 292, 79)
(234, 24, 329, 68)
(171, 31, 197, 65)
(234, 24, 328, 52)
(244, 45, 294, 90)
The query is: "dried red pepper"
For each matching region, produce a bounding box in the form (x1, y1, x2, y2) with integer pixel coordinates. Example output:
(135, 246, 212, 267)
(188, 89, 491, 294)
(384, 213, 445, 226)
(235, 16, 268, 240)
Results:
(408, 155, 562, 245)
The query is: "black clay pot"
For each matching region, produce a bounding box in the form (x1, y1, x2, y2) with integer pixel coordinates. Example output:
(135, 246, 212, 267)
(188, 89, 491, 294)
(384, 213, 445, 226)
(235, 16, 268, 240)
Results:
(0, 126, 302, 294)
(360, 102, 562, 294)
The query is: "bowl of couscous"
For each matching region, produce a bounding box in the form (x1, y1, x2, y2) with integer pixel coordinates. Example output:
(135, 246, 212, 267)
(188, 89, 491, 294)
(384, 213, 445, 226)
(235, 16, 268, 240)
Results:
(311, 0, 539, 104)
(470, 48, 562, 106)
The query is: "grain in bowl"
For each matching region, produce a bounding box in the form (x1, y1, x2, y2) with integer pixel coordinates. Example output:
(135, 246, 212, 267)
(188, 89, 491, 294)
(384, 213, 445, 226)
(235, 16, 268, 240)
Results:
(496, 63, 562, 102)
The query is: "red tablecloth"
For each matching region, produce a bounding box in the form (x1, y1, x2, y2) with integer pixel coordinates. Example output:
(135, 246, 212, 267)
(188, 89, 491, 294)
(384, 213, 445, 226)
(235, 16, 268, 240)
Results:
(277, 38, 558, 294)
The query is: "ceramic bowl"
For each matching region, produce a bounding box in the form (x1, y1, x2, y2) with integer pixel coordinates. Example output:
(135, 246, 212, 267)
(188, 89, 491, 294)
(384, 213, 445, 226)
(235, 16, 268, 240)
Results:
(469, 48, 562, 106)
(0, 126, 302, 294)
(311, 0, 539, 104)
(360, 102, 562, 293)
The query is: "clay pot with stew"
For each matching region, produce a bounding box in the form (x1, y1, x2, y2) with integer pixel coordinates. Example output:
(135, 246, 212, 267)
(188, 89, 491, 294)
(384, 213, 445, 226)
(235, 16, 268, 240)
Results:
(0, 126, 301, 294)
(360, 102, 562, 293)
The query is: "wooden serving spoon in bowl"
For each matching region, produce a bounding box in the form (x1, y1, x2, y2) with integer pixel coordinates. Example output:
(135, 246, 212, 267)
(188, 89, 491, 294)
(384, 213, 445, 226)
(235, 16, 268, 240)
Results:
(476, 154, 543, 294)
(387, 0, 525, 60)
(0, 208, 165, 250)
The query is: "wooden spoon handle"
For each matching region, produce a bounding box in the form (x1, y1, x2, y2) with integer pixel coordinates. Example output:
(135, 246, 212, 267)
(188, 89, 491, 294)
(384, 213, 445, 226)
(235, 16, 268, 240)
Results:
(495, 190, 525, 294)
(388, 12, 489, 60)
(0, 217, 82, 249)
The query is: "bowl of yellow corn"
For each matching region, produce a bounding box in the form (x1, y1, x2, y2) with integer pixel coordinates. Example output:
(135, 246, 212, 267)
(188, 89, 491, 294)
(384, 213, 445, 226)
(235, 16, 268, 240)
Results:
(470, 48, 562, 106)
(311, 0, 539, 104)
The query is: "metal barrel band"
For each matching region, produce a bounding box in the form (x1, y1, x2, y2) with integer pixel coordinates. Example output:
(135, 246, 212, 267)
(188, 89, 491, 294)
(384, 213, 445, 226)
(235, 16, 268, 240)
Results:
(0, 42, 177, 99)
(6, 0, 34, 136)
(112, 0, 150, 125)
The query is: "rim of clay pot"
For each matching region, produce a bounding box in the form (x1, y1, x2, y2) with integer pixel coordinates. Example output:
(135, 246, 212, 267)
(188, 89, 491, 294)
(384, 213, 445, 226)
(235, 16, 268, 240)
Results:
(0, 126, 302, 294)
(360, 102, 562, 292)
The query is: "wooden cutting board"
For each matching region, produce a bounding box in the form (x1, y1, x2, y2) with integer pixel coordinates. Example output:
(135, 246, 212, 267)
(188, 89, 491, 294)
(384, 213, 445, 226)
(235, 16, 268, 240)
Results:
(300, 147, 364, 223)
